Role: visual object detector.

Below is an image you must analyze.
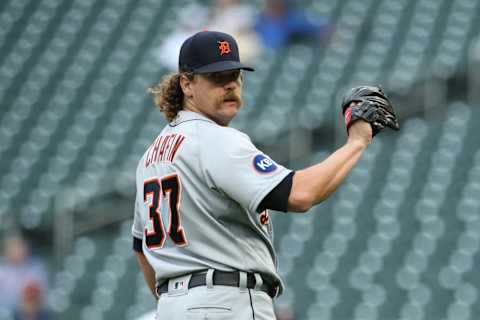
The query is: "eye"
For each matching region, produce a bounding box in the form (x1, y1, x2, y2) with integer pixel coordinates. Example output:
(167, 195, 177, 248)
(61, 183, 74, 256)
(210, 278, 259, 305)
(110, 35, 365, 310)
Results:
(203, 70, 242, 85)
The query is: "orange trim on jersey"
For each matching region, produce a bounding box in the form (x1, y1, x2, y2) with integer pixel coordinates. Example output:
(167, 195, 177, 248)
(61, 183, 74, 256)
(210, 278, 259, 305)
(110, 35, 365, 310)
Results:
(143, 178, 166, 249)
(168, 135, 186, 162)
(157, 134, 172, 163)
(145, 136, 164, 168)
(163, 173, 188, 247)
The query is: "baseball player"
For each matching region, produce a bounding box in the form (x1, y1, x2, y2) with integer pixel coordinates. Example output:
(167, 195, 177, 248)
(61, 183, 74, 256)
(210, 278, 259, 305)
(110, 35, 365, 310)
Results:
(132, 31, 399, 319)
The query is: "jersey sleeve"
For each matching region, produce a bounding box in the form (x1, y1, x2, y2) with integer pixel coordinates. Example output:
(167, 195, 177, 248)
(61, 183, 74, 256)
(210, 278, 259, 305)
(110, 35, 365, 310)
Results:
(200, 128, 292, 213)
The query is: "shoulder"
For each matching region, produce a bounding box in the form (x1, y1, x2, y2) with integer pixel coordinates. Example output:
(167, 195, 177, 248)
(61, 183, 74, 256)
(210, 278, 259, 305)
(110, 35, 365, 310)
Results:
(203, 123, 249, 138)
(171, 111, 251, 141)
(201, 124, 253, 151)
(136, 129, 165, 172)
(136, 139, 153, 171)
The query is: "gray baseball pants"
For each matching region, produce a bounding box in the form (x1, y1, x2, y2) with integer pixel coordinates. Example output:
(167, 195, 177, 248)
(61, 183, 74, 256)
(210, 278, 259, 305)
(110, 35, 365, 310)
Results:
(155, 269, 277, 319)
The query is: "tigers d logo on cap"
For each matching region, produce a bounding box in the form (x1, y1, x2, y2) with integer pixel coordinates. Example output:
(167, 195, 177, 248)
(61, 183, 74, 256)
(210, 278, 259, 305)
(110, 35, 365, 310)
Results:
(217, 41, 231, 56)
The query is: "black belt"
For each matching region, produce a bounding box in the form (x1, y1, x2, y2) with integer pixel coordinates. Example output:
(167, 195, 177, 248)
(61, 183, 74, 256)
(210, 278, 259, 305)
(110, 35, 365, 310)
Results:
(157, 270, 278, 298)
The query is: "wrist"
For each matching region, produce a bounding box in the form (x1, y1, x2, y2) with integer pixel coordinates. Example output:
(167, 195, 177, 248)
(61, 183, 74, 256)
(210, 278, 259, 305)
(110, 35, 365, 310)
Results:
(347, 136, 370, 150)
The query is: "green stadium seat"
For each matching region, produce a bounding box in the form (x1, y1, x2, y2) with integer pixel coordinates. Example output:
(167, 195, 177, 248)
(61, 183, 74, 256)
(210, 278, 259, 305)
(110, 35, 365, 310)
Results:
(80, 305, 103, 320)
(452, 283, 477, 308)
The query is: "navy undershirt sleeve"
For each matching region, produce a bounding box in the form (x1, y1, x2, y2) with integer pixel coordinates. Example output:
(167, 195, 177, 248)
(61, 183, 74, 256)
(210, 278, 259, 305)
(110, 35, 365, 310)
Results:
(133, 237, 143, 253)
(256, 171, 295, 213)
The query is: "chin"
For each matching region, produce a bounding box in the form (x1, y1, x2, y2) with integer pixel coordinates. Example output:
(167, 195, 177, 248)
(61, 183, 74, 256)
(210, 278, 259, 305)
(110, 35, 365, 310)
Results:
(219, 113, 236, 126)
(217, 110, 238, 126)
(209, 101, 240, 126)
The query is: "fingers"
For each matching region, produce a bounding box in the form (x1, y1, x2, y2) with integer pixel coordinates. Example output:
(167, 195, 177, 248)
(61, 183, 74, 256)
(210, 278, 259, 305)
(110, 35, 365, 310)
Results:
(386, 117, 400, 130)
(371, 121, 386, 136)
(376, 107, 400, 131)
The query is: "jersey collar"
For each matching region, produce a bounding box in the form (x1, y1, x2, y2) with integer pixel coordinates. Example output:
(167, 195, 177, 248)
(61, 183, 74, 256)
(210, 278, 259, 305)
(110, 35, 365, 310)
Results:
(170, 110, 216, 126)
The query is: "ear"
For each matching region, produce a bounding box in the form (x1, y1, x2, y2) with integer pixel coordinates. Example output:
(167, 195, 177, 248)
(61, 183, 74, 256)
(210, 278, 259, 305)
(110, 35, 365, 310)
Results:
(179, 74, 194, 98)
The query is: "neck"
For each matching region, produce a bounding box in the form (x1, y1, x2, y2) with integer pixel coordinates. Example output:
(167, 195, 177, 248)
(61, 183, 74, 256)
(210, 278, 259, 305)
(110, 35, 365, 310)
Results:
(183, 101, 230, 126)
(183, 99, 202, 115)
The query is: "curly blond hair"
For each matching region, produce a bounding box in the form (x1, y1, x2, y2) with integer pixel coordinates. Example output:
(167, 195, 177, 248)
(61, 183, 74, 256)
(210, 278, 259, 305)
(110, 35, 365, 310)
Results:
(148, 73, 194, 122)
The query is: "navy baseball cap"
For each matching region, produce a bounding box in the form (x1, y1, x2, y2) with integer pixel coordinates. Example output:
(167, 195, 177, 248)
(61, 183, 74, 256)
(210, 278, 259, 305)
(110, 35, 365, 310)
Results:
(178, 31, 255, 74)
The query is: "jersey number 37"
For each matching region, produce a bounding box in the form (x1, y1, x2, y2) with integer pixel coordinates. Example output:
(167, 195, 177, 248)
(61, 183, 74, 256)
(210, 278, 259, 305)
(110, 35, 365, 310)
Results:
(143, 174, 187, 249)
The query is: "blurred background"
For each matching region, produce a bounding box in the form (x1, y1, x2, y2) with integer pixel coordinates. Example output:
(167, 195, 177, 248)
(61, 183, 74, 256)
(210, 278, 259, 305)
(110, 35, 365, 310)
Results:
(0, 0, 479, 319)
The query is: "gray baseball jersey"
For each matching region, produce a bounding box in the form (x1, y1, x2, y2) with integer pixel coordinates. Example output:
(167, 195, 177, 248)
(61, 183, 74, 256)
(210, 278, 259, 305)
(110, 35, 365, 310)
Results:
(131, 110, 291, 291)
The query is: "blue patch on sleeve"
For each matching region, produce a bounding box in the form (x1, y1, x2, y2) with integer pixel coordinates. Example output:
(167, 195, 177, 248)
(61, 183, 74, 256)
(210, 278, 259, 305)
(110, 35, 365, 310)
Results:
(253, 154, 278, 173)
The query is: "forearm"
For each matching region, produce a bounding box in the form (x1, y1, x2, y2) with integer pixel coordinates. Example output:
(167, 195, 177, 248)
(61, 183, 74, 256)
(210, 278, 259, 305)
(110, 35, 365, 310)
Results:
(289, 139, 367, 211)
(135, 252, 157, 299)
(320, 139, 367, 200)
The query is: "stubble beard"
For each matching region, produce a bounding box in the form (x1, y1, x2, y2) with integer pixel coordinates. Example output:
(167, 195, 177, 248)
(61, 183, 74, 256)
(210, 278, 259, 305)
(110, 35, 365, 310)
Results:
(212, 92, 243, 126)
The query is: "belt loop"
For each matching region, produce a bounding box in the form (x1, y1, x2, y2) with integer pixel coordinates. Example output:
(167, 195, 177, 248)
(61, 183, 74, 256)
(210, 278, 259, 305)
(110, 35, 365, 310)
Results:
(239, 271, 247, 292)
(155, 286, 161, 299)
(206, 269, 214, 289)
(274, 286, 280, 298)
(254, 273, 263, 290)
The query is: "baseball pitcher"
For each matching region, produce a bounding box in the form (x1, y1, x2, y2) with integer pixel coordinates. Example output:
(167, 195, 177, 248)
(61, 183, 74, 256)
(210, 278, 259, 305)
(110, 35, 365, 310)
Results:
(131, 31, 399, 319)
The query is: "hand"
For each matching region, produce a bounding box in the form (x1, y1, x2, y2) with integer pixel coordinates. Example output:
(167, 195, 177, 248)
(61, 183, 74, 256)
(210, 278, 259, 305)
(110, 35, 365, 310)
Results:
(348, 119, 372, 148)
(346, 103, 372, 148)
(341, 85, 400, 136)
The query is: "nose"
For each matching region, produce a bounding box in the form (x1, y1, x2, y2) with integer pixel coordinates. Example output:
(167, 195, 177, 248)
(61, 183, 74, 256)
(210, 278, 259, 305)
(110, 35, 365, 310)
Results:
(223, 79, 238, 91)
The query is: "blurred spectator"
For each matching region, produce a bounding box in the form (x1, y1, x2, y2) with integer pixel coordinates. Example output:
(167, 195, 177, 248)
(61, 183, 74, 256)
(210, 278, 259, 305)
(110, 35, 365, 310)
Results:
(207, 0, 262, 64)
(156, 0, 261, 71)
(275, 304, 295, 320)
(255, 0, 331, 50)
(155, 3, 209, 71)
(0, 235, 48, 312)
(13, 281, 51, 320)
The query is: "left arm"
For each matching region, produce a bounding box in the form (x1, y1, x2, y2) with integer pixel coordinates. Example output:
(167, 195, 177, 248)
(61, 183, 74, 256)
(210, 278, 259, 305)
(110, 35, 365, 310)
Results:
(133, 236, 157, 299)
(135, 251, 157, 299)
